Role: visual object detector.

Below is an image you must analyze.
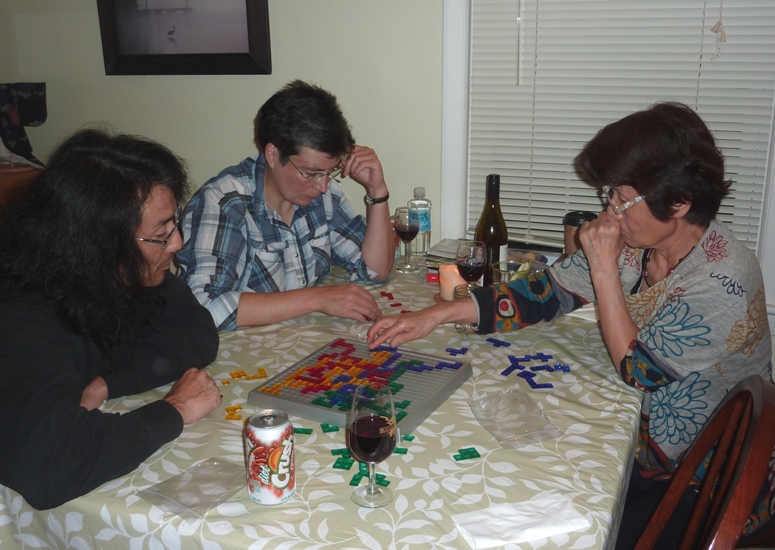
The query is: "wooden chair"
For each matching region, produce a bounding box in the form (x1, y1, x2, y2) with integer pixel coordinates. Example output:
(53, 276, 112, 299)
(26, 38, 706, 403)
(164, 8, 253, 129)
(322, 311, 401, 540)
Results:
(635, 374, 775, 550)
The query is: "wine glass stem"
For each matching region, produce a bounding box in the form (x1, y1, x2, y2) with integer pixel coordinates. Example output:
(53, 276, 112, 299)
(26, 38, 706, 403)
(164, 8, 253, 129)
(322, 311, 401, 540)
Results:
(404, 241, 412, 268)
(368, 462, 377, 495)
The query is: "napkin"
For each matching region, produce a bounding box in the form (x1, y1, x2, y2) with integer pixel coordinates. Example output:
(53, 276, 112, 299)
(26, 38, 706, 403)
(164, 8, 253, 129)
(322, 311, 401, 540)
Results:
(564, 301, 599, 322)
(451, 492, 591, 549)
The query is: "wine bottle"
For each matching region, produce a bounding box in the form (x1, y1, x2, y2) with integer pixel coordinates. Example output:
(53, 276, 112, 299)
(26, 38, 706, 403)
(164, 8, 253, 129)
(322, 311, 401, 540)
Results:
(474, 174, 509, 286)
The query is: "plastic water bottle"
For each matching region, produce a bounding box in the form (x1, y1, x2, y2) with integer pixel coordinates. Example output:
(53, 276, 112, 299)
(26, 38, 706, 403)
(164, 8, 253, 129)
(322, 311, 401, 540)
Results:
(408, 187, 431, 259)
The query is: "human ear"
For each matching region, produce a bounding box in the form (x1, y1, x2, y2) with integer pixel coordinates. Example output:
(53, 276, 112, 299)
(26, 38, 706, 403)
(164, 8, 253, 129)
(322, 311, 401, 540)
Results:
(672, 201, 692, 219)
(265, 143, 279, 168)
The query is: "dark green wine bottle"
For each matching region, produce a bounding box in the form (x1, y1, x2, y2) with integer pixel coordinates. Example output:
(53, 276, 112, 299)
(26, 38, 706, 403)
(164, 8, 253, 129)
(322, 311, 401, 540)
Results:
(474, 174, 509, 286)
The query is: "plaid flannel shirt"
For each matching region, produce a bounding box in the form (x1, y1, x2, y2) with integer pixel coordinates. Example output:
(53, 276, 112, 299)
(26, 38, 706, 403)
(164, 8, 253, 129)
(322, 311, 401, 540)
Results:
(177, 155, 378, 331)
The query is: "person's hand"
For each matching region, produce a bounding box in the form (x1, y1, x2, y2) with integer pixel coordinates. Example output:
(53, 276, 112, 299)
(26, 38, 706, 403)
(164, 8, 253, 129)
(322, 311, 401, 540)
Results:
(367, 309, 448, 349)
(164, 368, 222, 425)
(578, 210, 625, 273)
(315, 284, 383, 322)
(341, 145, 388, 198)
(80, 376, 108, 410)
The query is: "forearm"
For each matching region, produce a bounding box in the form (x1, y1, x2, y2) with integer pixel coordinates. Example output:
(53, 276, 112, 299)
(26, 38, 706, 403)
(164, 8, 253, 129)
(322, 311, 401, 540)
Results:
(590, 264, 639, 375)
(360, 191, 395, 280)
(236, 287, 323, 327)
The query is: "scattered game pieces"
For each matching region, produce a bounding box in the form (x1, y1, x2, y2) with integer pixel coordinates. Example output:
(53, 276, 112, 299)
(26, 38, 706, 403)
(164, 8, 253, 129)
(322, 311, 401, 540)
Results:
(517, 370, 553, 389)
(247, 338, 472, 434)
(453, 447, 481, 461)
(393, 447, 408, 455)
(224, 404, 243, 421)
(321, 423, 340, 433)
(331, 448, 352, 458)
(380, 291, 395, 300)
(293, 427, 313, 435)
(501, 352, 570, 389)
(349, 473, 364, 486)
(486, 338, 511, 348)
(229, 369, 247, 379)
(402, 434, 415, 442)
(221, 379, 231, 385)
(446, 347, 469, 356)
(501, 355, 527, 376)
(532, 352, 553, 362)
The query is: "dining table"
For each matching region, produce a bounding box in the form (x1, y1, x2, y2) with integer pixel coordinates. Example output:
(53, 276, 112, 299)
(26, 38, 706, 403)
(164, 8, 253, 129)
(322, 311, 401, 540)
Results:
(0, 268, 644, 550)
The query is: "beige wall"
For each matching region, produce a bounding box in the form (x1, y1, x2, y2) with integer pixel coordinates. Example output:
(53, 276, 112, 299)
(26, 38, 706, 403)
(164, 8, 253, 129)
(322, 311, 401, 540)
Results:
(0, 0, 443, 225)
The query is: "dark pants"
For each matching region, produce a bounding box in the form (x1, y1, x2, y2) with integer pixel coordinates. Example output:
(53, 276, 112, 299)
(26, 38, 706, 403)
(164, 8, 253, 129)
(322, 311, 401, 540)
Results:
(615, 463, 699, 550)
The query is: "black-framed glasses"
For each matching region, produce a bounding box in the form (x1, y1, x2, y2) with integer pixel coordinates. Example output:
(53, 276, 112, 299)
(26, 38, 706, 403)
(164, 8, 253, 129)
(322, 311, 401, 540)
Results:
(287, 156, 343, 183)
(134, 206, 182, 250)
(601, 185, 645, 215)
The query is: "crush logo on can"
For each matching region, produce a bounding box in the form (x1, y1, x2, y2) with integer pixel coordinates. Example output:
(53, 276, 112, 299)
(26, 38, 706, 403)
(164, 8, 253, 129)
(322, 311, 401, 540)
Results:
(259, 436, 293, 490)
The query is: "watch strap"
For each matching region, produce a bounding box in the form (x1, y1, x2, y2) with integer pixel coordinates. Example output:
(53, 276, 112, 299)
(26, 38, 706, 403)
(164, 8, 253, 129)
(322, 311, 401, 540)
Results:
(364, 192, 390, 206)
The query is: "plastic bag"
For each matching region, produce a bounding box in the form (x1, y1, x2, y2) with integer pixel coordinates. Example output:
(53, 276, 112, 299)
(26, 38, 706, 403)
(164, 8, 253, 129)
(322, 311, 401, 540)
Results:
(137, 457, 245, 520)
(468, 388, 561, 449)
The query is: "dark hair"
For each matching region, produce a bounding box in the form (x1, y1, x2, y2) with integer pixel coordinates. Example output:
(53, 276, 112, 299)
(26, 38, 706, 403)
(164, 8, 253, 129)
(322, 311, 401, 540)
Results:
(578, 102, 731, 227)
(253, 80, 355, 162)
(0, 128, 189, 351)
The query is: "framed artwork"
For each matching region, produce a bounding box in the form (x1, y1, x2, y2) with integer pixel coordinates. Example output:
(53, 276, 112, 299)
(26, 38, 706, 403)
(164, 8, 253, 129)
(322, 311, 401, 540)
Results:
(96, 0, 271, 75)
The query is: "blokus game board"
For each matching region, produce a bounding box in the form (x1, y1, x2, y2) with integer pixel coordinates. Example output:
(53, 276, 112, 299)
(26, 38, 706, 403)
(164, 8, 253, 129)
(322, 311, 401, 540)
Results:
(247, 338, 472, 434)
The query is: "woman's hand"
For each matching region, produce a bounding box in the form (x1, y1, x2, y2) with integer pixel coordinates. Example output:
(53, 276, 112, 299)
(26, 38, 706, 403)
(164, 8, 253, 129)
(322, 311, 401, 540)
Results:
(367, 299, 477, 349)
(578, 211, 625, 274)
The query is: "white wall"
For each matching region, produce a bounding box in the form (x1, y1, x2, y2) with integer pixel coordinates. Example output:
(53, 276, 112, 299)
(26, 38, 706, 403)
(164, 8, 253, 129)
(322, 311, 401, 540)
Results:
(0, 0, 443, 223)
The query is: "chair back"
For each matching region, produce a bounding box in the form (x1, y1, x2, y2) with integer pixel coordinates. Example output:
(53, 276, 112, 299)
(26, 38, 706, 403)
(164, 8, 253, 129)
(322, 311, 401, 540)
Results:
(635, 374, 775, 550)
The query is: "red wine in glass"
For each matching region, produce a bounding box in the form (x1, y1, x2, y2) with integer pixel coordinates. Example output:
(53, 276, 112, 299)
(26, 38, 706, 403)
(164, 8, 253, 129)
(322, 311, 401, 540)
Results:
(348, 416, 397, 463)
(395, 225, 419, 243)
(456, 261, 485, 283)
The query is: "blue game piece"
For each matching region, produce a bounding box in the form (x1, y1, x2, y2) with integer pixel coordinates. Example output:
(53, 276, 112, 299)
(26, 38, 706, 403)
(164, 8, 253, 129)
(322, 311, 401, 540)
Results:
(501, 365, 518, 376)
(486, 338, 511, 348)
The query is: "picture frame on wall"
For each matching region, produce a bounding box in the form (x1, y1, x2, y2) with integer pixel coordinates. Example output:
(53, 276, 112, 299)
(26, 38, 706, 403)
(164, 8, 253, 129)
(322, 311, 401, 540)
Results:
(96, 0, 271, 75)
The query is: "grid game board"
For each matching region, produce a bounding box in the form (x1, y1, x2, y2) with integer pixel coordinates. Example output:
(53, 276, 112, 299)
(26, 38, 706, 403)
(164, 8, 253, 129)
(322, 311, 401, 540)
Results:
(247, 338, 472, 434)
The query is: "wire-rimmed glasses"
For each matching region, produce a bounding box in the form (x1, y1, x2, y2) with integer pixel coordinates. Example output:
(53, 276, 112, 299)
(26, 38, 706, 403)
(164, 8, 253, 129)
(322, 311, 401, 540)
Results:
(287, 157, 344, 183)
(601, 185, 645, 215)
(134, 206, 182, 250)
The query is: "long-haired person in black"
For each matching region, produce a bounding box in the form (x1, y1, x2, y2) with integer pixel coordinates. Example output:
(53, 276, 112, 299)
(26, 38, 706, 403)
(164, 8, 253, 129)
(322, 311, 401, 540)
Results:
(0, 128, 221, 510)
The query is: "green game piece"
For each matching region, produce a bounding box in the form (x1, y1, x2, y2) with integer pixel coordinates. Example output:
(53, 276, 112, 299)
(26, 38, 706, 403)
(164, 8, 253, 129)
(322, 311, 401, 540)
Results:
(393, 447, 408, 455)
(396, 411, 407, 423)
(333, 457, 355, 470)
(349, 473, 363, 486)
(402, 434, 415, 441)
(320, 423, 340, 433)
(331, 448, 346, 456)
(376, 478, 391, 487)
(455, 447, 481, 460)
(358, 462, 369, 472)
(293, 427, 313, 435)
(389, 382, 404, 394)
(375, 473, 386, 481)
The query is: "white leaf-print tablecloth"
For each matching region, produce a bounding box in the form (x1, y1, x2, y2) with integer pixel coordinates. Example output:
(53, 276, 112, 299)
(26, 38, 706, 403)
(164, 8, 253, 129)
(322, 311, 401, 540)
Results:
(0, 270, 643, 549)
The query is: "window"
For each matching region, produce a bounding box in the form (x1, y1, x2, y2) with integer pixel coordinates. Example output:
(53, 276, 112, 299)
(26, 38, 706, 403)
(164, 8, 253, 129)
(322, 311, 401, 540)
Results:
(464, 0, 775, 250)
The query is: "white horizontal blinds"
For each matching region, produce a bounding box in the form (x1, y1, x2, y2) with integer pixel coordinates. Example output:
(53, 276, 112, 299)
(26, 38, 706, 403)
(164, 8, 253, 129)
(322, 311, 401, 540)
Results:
(468, 0, 775, 249)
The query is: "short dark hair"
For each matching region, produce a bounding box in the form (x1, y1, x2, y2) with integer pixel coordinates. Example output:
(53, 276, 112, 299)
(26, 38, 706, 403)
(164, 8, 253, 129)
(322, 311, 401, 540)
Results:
(0, 128, 190, 351)
(253, 80, 355, 162)
(578, 102, 731, 227)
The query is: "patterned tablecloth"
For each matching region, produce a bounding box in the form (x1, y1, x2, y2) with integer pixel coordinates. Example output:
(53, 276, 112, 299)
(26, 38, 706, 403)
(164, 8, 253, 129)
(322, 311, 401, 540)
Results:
(0, 270, 643, 550)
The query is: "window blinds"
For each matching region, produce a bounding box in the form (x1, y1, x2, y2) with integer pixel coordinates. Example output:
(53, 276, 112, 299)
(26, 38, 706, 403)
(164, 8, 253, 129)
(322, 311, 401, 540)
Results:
(467, 0, 775, 250)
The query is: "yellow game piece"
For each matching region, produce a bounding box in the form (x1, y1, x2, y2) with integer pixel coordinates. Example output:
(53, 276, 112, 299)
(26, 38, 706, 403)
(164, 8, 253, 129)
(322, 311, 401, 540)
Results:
(256, 368, 267, 378)
(221, 379, 231, 385)
(229, 369, 247, 379)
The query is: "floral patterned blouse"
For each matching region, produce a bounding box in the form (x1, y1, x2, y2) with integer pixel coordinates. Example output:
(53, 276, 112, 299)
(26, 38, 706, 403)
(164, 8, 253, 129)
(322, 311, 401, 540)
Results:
(472, 220, 773, 535)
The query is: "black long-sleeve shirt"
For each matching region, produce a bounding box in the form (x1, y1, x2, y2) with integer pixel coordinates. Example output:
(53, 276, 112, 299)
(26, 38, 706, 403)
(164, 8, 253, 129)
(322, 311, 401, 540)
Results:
(0, 272, 219, 510)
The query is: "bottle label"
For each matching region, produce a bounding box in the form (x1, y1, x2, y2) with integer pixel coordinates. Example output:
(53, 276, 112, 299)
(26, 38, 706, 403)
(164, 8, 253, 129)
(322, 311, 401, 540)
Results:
(497, 244, 508, 263)
(409, 209, 431, 232)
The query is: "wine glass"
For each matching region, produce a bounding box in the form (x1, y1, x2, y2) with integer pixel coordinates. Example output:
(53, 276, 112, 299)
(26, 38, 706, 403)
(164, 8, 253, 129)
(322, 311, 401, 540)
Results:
(394, 206, 420, 274)
(455, 240, 486, 292)
(348, 384, 397, 508)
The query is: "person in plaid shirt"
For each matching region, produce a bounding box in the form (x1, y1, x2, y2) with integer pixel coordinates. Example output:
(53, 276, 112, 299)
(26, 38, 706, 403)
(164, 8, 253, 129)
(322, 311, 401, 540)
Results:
(177, 81, 395, 331)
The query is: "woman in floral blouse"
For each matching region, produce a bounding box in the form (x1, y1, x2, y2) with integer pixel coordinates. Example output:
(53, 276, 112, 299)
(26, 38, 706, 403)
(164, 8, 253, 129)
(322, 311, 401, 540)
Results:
(368, 102, 772, 547)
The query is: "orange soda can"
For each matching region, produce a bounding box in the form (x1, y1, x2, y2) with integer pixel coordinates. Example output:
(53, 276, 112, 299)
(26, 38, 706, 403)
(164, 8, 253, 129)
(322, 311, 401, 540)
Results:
(243, 409, 295, 505)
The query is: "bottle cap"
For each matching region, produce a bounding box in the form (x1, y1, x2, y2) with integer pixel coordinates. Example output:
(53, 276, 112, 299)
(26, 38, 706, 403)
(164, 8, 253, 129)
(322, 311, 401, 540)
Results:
(486, 174, 500, 185)
(414, 187, 425, 196)
(563, 211, 598, 227)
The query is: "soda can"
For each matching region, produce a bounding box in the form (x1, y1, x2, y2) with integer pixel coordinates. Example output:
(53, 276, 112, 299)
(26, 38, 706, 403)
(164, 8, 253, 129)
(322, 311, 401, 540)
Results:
(243, 409, 295, 505)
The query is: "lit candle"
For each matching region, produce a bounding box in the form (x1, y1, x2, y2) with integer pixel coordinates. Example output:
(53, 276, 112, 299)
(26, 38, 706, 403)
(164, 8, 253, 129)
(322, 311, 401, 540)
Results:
(439, 264, 467, 301)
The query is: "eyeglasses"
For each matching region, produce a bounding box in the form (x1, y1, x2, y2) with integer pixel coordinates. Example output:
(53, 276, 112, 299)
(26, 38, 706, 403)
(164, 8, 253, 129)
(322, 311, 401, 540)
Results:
(602, 185, 645, 215)
(287, 156, 343, 184)
(134, 206, 182, 250)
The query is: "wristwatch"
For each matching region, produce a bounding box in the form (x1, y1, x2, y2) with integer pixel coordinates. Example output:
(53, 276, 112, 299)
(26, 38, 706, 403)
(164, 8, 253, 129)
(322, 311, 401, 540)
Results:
(364, 192, 389, 206)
